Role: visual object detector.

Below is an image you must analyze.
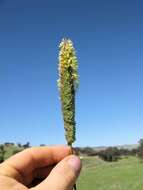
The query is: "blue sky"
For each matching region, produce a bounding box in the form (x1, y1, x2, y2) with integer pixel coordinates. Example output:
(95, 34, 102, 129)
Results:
(0, 0, 143, 147)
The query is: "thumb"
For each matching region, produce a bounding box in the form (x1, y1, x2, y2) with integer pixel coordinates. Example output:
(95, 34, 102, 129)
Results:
(34, 155, 82, 190)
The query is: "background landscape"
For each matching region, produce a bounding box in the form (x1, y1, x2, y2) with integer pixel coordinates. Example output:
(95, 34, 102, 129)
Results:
(1, 139, 143, 190)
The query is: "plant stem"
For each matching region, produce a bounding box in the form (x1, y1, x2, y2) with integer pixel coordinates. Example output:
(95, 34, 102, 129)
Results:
(69, 145, 77, 190)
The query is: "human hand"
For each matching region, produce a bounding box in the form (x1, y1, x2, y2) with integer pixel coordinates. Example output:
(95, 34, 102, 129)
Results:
(0, 146, 82, 190)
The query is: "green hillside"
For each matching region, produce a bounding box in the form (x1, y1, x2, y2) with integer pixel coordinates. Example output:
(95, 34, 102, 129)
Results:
(77, 156, 143, 190)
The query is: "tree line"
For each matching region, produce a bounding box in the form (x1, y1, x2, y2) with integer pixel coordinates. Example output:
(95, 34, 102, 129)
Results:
(75, 139, 143, 162)
(1, 139, 143, 163)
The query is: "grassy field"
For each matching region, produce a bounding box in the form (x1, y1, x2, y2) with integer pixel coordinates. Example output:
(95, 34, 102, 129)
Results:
(77, 156, 143, 190)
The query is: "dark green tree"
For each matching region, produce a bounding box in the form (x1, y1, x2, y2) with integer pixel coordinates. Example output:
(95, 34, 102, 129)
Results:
(0, 145, 5, 163)
(139, 139, 143, 149)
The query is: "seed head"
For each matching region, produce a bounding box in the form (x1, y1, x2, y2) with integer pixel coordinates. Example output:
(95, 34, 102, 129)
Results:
(58, 38, 79, 145)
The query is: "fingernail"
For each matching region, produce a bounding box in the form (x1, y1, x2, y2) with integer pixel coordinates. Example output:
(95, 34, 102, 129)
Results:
(68, 155, 81, 173)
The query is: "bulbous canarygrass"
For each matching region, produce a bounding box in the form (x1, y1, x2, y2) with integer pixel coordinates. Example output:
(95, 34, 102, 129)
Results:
(58, 38, 79, 145)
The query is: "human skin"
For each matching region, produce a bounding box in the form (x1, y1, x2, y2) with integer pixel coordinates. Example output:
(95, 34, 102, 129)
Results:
(0, 146, 82, 190)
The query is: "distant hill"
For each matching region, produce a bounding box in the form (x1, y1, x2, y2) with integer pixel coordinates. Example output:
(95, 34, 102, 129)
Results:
(91, 144, 139, 151)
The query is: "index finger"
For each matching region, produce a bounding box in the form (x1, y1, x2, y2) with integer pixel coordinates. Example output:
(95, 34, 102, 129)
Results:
(1, 145, 71, 183)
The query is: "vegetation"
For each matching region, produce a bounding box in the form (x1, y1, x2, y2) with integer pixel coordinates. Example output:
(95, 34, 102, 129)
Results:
(77, 156, 143, 190)
(139, 139, 143, 148)
(137, 139, 143, 160)
(0, 141, 141, 163)
(0, 142, 28, 163)
(58, 38, 79, 146)
(0, 145, 5, 163)
(75, 146, 137, 159)
(98, 147, 121, 162)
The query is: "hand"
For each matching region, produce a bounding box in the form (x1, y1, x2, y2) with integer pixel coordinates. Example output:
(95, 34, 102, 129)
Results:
(0, 145, 82, 190)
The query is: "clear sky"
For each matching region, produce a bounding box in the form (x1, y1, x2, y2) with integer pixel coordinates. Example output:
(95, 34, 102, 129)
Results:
(0, 0, 143, 147)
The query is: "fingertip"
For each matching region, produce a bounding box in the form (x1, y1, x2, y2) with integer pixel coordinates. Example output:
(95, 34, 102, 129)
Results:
(67, 155, 82, 174)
